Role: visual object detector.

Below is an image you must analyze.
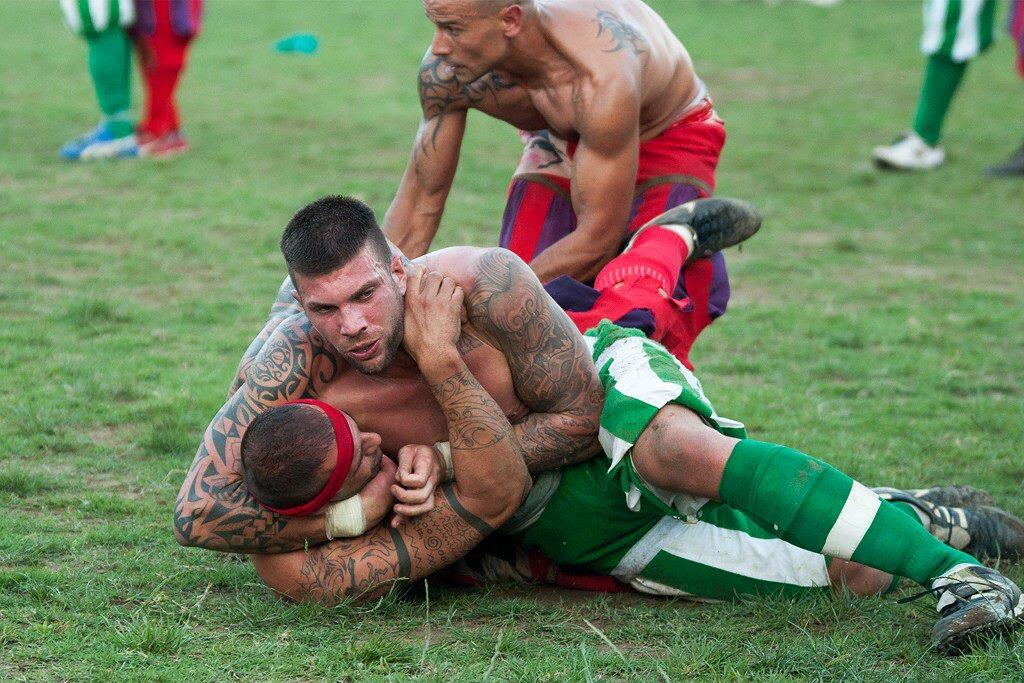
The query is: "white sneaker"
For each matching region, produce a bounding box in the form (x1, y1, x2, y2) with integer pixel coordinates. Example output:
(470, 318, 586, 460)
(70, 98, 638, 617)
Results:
(872, 132, 945, 171)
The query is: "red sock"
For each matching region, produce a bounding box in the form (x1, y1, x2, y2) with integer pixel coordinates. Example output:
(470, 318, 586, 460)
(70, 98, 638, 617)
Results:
(144, 63, 183, 135)
(593, 225, 692, 294)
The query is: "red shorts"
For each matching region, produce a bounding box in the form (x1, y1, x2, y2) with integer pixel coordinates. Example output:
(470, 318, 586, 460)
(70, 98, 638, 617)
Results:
(500, 101, 729, 366)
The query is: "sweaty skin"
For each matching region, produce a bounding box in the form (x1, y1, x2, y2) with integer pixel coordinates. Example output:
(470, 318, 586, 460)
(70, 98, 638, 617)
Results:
(173, 246, 603, 571)
(384, 0, 703, 283)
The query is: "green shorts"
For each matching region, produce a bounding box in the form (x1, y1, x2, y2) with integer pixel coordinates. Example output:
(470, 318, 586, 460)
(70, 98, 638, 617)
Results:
(514, 322, 831, 601)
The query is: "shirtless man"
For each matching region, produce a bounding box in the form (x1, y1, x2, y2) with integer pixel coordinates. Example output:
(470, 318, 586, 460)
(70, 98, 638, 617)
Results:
(175, 195, 1022, 654)
(385, 0, 746, 367)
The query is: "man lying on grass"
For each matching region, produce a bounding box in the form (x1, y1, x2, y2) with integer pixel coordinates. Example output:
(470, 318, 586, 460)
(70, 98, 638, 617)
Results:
(175, 195, 1023, 654)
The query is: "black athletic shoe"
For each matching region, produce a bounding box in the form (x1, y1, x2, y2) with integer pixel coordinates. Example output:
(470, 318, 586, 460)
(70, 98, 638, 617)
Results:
(629, 197, 762, 263)
(928, 564, 1024, 655)
(983, 142, 1024, 178)
(874, 487, 1024, 560)
(900, 485, 995, 509)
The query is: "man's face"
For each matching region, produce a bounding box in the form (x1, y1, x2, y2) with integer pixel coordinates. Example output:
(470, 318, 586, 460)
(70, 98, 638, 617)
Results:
(333, 413, 384, 500)
(294, 243, 407, 375)
(424, 0, 510, 81)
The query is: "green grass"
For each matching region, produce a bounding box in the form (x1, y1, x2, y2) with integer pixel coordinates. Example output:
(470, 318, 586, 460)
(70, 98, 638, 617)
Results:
(2, 0, 1023, 679)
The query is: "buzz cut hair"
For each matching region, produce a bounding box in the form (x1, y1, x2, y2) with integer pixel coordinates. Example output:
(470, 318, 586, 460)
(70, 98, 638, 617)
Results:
(280, 195, 392, 282)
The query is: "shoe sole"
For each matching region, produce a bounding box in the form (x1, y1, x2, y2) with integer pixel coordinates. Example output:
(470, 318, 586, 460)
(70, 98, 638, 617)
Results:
(873, 156, 942, 172)
(933, 593, 1024, 655)
(630, 197, 762, 261)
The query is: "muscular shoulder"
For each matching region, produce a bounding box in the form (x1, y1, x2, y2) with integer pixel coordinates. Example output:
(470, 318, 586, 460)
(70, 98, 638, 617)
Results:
(417, 246, 517, 292)
(417, 51, 516, 118)
(540, 0, 650, 69)
(244, 312, 338, 394)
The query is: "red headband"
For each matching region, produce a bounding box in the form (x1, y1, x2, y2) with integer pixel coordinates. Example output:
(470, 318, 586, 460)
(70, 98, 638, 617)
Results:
(259, 399, 356, 517)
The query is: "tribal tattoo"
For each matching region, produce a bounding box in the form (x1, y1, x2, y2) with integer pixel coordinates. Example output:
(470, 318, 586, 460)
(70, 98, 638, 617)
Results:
(593, 10, 647, 58)
(174, 317, 338, 553)
(415, 55, 516, 155)
(290, 485, 493, 605)
(465, 250, 604, 473)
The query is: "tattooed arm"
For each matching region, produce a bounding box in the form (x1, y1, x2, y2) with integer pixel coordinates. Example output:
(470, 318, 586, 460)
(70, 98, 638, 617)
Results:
(463, 248, 605, 473)
(527, 77, 640, 283)
(251, 268, 531, 604)
(251, 482, 516, 605)
(384, 52, 517, 259)
(174, 315, 338, 553)
(227, 276, 301, 397)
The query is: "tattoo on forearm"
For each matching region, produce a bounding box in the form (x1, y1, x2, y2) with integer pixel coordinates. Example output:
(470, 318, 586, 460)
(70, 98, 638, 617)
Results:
(594, 10, 646, 57)
(387, 526, 412, 578)
(289, 492, 493, 605)
(427, 366, 515, 453)
(465, 250, 603, 473)
(439, 482, 495, 537)
(296, 533, 404, 604)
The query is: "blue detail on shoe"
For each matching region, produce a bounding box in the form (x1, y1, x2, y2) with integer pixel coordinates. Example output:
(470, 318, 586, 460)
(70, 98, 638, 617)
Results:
(59, 123, 138, 160)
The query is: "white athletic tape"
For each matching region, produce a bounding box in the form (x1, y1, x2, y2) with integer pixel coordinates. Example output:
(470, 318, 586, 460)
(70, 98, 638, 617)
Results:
(325, 495, 366, 539)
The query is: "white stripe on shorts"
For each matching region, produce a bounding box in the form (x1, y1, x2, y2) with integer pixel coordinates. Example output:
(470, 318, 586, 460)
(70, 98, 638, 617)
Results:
(612, 516, 829, 588)
(821, 481, 881, 559)
(88, 0, 110, 31)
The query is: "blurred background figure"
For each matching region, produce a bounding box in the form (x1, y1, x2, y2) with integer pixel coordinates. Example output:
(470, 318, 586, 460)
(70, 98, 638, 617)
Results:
(985, 0, 1024, 176)
(873, 0, 997, 171)
(58, 0, 139, 160)
(132, 0, 203, 158)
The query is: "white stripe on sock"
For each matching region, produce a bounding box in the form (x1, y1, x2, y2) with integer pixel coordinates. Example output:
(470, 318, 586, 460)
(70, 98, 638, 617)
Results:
(822, 481, 881, 559)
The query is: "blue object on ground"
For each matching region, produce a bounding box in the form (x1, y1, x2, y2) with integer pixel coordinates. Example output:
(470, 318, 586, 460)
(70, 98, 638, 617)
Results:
(274, 33, 318, 55)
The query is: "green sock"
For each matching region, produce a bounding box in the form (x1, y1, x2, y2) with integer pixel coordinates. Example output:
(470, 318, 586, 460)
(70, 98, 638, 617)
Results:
(912, 55, 968, 146)
(86, 27, 134, 136)
(719, 440, 979, 588)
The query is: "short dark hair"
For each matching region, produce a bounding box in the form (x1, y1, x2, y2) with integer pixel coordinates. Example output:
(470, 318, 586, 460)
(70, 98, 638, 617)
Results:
(240, 404, 335, 509)
(280, 195, 392, 280)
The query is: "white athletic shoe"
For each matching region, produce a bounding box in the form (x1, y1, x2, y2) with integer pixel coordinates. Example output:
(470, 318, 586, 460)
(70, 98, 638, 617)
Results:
(78, 132, 138, 160)
(872, 132, 945, 171)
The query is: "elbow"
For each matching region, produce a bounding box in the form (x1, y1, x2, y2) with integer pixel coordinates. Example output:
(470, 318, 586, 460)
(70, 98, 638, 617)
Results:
(478, 464, 533, 530)
(171, 497, 206, 549)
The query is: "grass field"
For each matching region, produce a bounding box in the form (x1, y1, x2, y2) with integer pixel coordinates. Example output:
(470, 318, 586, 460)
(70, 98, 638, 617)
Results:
(2, 0, 1023, 679)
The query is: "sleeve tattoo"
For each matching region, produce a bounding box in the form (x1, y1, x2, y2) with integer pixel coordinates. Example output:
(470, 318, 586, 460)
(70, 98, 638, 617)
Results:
(174, 317, 338, 553)
(465, 250, 604, 473)
(292, 484, 494, 605)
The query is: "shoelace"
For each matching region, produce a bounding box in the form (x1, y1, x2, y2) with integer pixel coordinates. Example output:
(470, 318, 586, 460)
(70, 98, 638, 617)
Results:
(897, 572, 1006, 612)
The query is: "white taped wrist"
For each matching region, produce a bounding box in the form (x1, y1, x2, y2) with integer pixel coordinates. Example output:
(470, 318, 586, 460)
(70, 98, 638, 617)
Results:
(324, 494, 366, 539)
(435, 441, 454, 482)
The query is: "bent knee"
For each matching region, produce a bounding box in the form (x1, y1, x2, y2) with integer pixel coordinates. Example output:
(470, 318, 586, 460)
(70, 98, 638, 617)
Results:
(631, 404, 736, 492)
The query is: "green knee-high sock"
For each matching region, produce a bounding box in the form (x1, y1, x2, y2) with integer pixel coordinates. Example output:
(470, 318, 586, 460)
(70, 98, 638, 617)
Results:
(86, 27, 133, 136)
(718, 440, 979, 588)
(913, 55, 968, 146)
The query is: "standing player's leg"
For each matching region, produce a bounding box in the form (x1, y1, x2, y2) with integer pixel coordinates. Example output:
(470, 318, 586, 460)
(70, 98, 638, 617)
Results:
(135, 0, 202, 157)
(873, 0, 998, 171)
(59, 0, 138, 160)
(984, 0, 1024, 177)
